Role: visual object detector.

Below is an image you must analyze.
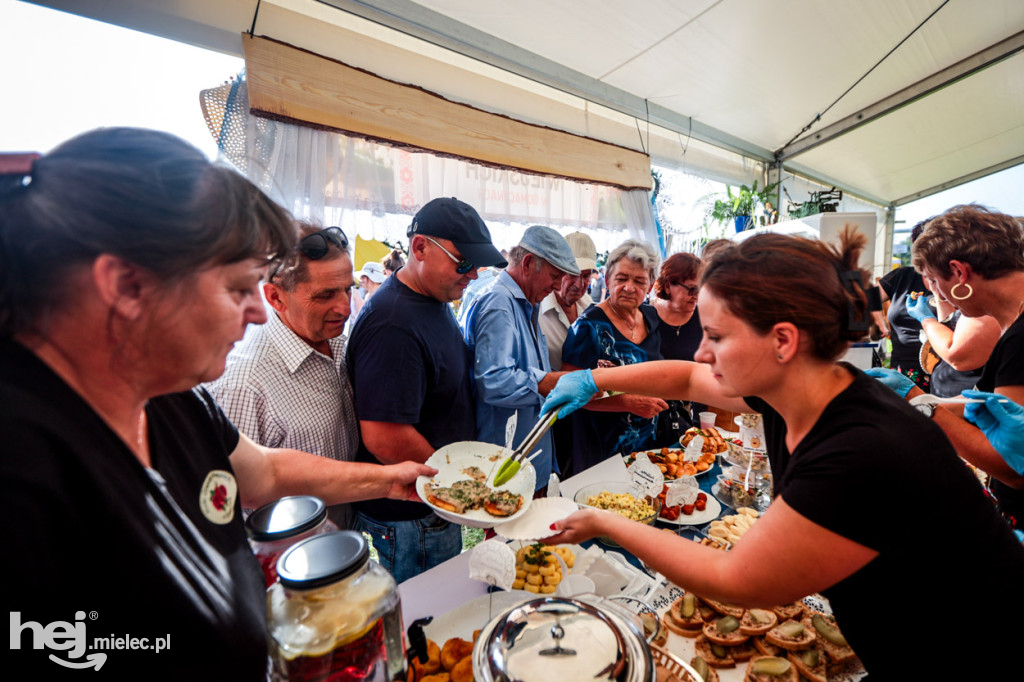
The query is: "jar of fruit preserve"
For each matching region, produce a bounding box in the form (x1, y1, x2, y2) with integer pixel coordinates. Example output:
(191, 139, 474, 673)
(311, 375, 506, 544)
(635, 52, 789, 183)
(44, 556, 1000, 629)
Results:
(267, 531, 406, 682)
(246, 495, 338, 587)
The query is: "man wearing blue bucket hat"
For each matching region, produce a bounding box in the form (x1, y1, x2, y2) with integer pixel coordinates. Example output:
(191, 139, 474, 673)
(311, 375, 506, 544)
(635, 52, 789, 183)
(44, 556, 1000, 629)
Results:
(461, 225, 581, 490)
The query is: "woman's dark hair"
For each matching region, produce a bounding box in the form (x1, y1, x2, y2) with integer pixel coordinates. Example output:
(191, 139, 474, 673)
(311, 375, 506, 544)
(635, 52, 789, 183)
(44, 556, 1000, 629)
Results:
(0, 127, 296, 338)
(909, 217, 934, 243)
(701, 227, 870, 362)
(654, 252, 703, 300)
(911, 204, 1024, 279)
(381, 248, 405, 273)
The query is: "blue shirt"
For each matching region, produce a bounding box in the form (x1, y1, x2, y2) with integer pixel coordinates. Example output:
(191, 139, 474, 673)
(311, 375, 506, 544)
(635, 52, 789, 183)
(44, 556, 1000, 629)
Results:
(562, 304, 663, 472)
(462, 270, 556, 488)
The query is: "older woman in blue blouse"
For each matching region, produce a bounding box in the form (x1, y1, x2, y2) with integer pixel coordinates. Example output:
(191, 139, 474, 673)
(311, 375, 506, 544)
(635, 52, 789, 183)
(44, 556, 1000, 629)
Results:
(561, 239, 668, 472)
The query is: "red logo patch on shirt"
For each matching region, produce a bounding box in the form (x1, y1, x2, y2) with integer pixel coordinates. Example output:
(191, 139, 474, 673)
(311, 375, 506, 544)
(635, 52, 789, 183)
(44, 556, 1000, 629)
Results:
(199, 470, 237, 525)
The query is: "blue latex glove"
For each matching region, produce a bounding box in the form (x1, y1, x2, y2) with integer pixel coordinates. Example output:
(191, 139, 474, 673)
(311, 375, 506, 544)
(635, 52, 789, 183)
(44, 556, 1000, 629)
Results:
(906, 293, 937, 323)
(542, 369, 598, 419)
(864, 367, 916, 398)
(962, 389, 1024, 475)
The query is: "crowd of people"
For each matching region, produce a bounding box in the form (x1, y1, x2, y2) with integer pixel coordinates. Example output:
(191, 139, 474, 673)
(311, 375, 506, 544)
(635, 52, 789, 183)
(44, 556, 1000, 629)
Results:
(2, 127, 1023, 678)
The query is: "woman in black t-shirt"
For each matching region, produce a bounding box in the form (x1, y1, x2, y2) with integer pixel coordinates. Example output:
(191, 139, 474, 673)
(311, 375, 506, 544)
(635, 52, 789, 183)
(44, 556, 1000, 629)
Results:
(891, 204, 1024, 527)
(541, 229, 1024, 677)
(878, 264, 929, 388)
(650, 252, 704, 445)
(0, 129, 429, 678)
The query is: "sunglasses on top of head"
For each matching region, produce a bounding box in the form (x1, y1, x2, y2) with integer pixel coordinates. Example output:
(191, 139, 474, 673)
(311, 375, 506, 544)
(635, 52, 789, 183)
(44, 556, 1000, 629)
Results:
(299, 226, 348, 259)
(270, 226, 349, 281)
(424, 236, 475, 274)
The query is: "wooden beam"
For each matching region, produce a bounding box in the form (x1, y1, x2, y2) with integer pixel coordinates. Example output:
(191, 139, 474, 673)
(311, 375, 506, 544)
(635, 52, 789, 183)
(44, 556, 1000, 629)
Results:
(242, 35, 651, 190)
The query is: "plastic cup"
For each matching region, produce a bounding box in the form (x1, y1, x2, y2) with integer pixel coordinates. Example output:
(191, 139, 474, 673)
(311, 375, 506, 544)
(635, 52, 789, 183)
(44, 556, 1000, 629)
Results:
(699, 411, 716, 430)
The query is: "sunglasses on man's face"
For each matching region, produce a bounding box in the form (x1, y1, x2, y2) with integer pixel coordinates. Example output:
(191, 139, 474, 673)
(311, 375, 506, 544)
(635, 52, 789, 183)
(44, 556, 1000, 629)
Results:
(424, 236, 475, 275)
(270, 227, 349, 281)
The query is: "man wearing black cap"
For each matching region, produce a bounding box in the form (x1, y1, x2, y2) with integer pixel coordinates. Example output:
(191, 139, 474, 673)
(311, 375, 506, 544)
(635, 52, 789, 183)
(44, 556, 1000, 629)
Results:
(346, 198, 506, 583)
(461, 225, 580, 490)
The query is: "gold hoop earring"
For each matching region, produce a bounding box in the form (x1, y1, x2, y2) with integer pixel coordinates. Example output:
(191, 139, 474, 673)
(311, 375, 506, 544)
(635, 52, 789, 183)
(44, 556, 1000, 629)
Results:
(950, 283, 973, 301)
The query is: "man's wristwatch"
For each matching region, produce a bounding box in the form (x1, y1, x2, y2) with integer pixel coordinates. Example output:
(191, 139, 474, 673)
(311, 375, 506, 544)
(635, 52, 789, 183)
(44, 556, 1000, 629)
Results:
(909, 395, 936, 418)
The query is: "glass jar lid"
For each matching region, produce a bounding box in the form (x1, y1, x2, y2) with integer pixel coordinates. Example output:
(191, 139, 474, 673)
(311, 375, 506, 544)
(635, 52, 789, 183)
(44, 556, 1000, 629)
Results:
(276, 530, 369, 590)
(246, 495, 327, 542)
(476, 597, 652, 682)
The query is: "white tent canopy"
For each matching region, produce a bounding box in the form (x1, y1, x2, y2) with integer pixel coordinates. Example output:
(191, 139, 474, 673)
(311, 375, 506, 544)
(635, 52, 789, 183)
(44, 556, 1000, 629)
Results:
(30, 0, 1024, 214)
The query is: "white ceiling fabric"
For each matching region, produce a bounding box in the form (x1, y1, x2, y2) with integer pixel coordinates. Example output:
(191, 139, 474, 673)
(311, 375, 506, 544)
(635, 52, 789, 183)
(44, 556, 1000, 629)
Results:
(29, 0, 1024, 207)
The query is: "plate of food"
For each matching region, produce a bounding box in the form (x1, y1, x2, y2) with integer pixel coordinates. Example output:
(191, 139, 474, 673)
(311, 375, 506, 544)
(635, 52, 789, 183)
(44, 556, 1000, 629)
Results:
(624, 448, 716, 479)
(417, 441, 536, 528)
(654, 588, 865, 682)
(712, 475, 771, 512)
(721, 441, 771, 474)
(507, 541, 581, 594)
(657, 488, 722, 526)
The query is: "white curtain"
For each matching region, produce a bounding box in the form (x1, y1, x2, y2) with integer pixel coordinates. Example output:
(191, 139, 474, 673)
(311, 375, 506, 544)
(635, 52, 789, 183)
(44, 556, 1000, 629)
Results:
(212, 79, 659, 254)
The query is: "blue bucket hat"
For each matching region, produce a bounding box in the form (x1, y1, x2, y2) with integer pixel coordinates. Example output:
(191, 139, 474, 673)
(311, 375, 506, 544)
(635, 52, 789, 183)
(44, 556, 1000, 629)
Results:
(519, 225, 581, 275)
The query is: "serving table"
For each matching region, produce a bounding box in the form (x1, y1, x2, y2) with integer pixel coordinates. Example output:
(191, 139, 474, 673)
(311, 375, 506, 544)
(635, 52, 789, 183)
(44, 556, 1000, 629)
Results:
(400, 448, 728, 625)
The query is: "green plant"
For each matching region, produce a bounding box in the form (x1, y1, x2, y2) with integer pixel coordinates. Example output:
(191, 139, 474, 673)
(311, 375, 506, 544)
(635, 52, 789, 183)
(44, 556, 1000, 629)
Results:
(709, 180, 779, 225)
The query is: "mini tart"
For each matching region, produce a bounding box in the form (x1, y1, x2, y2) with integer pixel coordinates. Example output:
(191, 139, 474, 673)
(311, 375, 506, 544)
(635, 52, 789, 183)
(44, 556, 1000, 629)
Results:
(728, 639, 759, 662)
(743, 655, 798, 682)
(689, 656, 721, 682)
(663, 613, 702, 637)
(803, 613, 857, 664)
(694, 634, 736, 669)
(650, 624, 668, 648)
(787, 646, 827, 682)
(771, 601, 806, 622)
(702, 618, 751, 646)
(764, 620, 817, 651)
(752, 636, 783, 657)
(697, 601, 718, 622)
(702, 598, 745, 619)
(667, 595, 705, 632)
(739, 608, 778, 636)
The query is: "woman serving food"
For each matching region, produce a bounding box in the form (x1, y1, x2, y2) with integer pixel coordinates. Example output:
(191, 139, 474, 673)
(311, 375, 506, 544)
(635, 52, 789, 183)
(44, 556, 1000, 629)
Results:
(542, 229, 1024, 677)
(0, 129, 430, 678)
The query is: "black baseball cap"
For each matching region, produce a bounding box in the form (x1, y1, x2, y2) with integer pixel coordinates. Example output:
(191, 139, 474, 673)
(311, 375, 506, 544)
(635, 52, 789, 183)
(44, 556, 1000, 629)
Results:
(408, 198, 508, 268)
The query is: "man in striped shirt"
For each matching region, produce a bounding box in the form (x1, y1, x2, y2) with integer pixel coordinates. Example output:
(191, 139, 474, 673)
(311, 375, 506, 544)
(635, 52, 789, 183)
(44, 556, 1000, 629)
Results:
(208, 223, 359, 528)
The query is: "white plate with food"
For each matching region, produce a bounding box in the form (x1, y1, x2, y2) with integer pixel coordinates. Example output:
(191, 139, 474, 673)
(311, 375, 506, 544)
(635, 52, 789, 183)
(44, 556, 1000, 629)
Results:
(624, 449, 716, 479)
(648, 583, 866, 682)
(657, 492, 721, 526)
(417, 441, 536, 528)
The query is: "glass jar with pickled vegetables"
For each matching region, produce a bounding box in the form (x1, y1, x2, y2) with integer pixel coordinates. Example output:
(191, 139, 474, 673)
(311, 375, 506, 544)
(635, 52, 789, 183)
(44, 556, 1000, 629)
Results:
(267, 531, 406, 682)
(246, 495, 338, 587)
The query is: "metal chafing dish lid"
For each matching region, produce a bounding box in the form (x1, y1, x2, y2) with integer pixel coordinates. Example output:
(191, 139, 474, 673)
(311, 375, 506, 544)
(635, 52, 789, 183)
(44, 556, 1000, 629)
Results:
(474, 597, 653, 682)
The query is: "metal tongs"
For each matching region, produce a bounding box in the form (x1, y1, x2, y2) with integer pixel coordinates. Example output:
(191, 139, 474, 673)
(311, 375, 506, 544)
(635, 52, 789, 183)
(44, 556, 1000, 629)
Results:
(493, 411, 558, 486)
